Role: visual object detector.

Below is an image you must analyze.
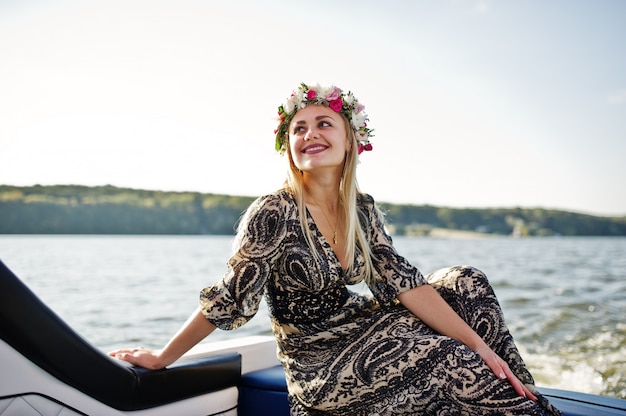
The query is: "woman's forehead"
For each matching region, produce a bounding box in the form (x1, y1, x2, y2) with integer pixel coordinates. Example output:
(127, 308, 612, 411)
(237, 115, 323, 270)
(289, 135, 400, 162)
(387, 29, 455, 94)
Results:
(290, 105, 340, 123)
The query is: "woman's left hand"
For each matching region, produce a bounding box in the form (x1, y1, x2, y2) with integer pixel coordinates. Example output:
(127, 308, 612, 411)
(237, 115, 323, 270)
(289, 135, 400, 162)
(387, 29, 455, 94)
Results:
(474, 344, 537, 402)
(397, 285, 538, 402)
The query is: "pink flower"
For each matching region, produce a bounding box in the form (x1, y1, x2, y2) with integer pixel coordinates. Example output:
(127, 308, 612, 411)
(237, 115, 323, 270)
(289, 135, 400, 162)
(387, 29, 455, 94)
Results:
(329, 98, 343, 112)
(325, 86, 341, 101)
(358, 143, 364, 154)
(364, 143, 373, 151)
(306, 90, 317, 100)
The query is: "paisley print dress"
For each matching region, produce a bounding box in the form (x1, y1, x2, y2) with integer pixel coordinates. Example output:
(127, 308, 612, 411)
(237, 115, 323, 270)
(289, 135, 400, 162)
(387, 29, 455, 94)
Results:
(200, 190, 562, 416)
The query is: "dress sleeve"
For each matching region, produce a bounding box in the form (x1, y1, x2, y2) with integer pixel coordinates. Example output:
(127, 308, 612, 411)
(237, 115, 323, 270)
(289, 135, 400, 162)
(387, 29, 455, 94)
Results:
(359, 193, 426, 306)
(199, 193, 287, 330)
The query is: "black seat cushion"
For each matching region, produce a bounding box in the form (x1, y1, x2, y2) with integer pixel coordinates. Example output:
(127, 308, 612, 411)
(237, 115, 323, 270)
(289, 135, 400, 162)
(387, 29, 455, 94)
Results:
(0, 260, 241, 410)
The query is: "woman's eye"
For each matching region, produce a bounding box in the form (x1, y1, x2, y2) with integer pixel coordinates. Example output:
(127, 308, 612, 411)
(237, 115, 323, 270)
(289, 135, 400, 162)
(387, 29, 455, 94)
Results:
(319, 121, 331, 128)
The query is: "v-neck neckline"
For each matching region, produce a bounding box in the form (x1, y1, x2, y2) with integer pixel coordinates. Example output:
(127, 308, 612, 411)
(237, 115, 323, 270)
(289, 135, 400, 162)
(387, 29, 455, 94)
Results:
(304, 206, 350, 274)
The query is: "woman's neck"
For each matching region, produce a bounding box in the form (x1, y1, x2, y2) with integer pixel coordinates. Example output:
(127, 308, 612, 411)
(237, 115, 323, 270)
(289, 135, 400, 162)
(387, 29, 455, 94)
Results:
(303, 173, 340, 212)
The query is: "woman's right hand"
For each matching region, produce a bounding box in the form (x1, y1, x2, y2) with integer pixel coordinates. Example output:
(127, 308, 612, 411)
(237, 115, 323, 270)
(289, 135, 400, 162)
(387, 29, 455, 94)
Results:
(108, 307, 217, 371)
(108, 347, 166, 370)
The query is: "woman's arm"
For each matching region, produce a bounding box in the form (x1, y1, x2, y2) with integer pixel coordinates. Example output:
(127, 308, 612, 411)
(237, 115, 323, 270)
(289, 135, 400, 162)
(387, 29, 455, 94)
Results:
(397, 285, 537, 401)
(108, 306, 216, 370)
(109, 194, 287, 370)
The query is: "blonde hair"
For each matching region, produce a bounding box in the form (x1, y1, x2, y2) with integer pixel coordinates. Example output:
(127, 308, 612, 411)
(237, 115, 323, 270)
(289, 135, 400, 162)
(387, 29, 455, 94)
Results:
(281, 114, 375, 280)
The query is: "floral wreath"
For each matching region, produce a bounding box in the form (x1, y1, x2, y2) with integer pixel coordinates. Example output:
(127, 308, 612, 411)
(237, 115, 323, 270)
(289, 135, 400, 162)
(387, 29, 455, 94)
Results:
(275, 83, 374, 155)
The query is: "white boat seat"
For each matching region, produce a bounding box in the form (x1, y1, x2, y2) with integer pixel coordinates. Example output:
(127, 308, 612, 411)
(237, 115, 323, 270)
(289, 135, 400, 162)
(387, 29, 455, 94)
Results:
(0, 260, 241, 411)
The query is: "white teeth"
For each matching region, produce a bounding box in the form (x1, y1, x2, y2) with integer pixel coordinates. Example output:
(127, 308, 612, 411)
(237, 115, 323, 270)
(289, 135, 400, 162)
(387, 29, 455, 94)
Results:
(304, 146, 326, 153)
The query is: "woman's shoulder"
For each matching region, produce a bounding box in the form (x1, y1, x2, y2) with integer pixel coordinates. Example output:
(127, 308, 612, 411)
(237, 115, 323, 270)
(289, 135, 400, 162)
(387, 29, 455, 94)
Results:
(357, 192, 377, 210)
(246, 189, 296, 216)
(357, 192, 386, 228)
(253, 189, 294, 205)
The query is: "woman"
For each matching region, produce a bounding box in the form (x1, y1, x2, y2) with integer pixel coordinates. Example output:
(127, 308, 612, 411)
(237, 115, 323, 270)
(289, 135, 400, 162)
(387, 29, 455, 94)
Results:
(110, 83, 562, 415)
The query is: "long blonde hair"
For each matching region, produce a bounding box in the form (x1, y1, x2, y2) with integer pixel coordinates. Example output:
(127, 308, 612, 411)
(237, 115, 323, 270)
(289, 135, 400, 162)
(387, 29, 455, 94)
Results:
(281, 114, 375, 280)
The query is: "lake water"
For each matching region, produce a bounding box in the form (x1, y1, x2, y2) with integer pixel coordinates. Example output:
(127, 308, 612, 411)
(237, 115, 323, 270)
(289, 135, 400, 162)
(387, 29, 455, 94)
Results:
(0, 235, 624, 398)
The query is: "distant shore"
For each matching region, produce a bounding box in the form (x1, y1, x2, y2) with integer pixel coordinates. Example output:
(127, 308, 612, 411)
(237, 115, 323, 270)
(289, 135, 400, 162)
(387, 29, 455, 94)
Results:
(1, 185, 625, 236)
(426, 228, 500, 239)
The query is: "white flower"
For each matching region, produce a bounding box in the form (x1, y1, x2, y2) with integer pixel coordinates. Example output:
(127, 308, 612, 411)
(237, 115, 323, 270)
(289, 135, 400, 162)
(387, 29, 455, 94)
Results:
(344, 92, 355, 106)
(351, 112, 366, 129)
(284, 98, 296, 114)
(292, 88, 306, 104)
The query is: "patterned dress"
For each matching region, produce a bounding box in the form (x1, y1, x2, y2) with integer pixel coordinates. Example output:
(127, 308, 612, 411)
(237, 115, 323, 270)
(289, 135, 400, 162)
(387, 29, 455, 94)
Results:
(200, 190, 562, 416)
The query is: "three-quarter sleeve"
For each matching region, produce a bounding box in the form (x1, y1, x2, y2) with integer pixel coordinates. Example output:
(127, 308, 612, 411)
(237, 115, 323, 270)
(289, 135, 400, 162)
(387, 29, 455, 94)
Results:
(200, 193, 287, 330)
(359, 194, 426, 306)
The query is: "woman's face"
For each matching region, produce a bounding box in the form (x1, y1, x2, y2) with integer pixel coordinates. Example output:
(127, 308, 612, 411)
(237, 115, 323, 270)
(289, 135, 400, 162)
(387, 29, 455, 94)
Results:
(288, 104, 350, 173)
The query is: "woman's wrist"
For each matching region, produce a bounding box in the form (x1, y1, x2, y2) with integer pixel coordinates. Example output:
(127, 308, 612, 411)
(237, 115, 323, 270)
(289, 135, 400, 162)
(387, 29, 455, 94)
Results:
(465, 335, 489, 352)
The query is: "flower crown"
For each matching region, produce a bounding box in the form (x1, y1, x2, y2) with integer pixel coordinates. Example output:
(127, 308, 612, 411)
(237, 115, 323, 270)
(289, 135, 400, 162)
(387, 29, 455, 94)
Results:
(275, 83, 374, 155)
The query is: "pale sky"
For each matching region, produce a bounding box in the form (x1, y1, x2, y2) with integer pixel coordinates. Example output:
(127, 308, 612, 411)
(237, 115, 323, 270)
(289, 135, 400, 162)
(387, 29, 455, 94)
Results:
(1, 0, 625, 216)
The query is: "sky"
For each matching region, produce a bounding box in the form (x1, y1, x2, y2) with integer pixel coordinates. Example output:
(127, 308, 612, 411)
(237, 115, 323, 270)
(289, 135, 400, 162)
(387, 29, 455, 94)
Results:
(1, 0, 625, 216)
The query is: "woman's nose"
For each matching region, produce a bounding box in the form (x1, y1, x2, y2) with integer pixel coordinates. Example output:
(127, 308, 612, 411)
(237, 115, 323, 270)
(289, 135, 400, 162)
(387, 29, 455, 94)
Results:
(304, 129, 318, 141)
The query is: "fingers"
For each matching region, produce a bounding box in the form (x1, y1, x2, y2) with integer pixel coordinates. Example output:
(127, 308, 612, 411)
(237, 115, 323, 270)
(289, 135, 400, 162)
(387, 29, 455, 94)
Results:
(112, 352, 135, 363)
(499, 361, 538, 402)
(478, 348, 537, 402)
(108, 347, 164, 370)
(108, 349, 134, 363)
(108, 347, 144, 358)
(108, 347, 148, 363)
(525, 387, 538, 402)
(479, 348, 508, 382)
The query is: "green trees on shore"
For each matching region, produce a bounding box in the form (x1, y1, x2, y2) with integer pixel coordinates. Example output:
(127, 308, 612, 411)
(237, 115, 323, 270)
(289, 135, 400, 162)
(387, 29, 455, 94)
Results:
(0, 185, 254, 235)
(1, 185, 625, 236)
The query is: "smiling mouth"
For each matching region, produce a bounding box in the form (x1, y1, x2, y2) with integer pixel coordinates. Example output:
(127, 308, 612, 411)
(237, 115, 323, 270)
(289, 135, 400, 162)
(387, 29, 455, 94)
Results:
(302, 145, 328, 154)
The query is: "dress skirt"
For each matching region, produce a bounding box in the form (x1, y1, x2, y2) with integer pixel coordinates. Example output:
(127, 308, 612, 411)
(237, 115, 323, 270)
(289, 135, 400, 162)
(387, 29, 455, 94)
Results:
(283, 266, 563, 416)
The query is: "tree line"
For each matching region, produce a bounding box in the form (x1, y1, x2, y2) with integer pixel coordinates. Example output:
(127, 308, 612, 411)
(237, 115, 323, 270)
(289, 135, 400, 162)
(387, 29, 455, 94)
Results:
(1, 185, 625, 236)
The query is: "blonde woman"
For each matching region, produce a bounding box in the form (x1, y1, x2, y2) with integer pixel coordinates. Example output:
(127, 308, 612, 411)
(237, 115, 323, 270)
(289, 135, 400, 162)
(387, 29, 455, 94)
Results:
(111, 83, 562, 415)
